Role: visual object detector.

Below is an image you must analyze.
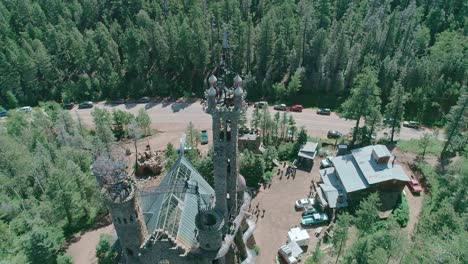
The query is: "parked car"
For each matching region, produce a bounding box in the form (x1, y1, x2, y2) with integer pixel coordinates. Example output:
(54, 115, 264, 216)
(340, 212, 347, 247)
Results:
(302, 204, 319, 216)
(402, 121, 420, 129)
(383, 117, 395, 125)
(316, 108, 331, 115)
(18, 106, 32, 113)
(78, 101, 94, 109)
(408, 178, 422, 194)
(301, 213, 329, 226)
(320, 157, 333, 168)
(289, 105, 303, 112)
(254, 101, 268, 109)
(274, 104, 288, 111)
(62, 102, 74, 110)
(327, 130, 343, 139)
(108, 98, 126, 105)
(295, 198, 315, 210)
(201, 130, 208, 145)
(0, 110, 8, 117)
(138, 97, 151, 103)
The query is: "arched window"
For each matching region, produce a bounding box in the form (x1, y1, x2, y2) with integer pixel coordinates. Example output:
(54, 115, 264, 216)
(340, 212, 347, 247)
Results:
(123, 218, 127, 224)
(117, 217, 121, 224)
(130, 216, 134, 222)
(126, 248, 133, 256)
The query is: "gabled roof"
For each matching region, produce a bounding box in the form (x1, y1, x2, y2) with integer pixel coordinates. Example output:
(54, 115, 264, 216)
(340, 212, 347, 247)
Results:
(331, 154, 369, 193)
(318, 168, 348, 208)
(140, 156, 215, 250)
(299, 142, 318, 160)
(351, 145, 409, 185)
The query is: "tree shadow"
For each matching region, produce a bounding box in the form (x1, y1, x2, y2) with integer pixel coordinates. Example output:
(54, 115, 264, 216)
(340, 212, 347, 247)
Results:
(124, 102, 138, 109)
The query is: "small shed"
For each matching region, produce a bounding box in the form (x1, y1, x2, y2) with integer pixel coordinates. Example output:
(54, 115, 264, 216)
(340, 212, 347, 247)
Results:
(278, 240, 303, 264)
(298, 142, 318, 165)
(287, 227, 310, 247)
(337, 145, 348, 156)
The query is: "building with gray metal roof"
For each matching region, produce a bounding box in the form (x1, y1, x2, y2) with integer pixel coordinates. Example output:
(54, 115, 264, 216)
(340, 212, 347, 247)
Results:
(318, 145, 410, 209)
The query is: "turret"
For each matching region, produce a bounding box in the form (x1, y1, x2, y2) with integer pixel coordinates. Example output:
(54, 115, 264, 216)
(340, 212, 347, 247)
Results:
(103, 179, 148, 262)
(93, 154, 148, 263)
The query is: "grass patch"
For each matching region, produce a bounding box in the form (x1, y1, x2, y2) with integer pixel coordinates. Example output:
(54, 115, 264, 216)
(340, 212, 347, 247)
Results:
(397, 138, 443, 156)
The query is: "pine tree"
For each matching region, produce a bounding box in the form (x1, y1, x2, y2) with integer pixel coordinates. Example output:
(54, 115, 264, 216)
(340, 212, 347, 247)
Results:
(384, 82, 406, 142)
(341, 68, 382, 145)
(441, 86, 467, 157)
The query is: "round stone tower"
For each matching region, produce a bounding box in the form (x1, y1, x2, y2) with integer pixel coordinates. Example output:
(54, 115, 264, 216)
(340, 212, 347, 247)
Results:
(195, 208, 224, 251)
(103, 179, 148, 262)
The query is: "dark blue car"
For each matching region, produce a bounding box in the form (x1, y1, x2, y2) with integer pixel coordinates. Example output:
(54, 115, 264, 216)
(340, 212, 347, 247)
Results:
(0, 110, 8, 117)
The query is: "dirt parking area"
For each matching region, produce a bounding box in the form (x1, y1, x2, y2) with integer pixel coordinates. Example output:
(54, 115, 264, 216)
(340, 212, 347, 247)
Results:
(66, 224, 116, 264)
(251, 160, 327, 264)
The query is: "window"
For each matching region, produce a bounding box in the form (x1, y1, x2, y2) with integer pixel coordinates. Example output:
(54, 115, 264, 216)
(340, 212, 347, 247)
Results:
(123, 218, 127, 224)
(130, 216, 134, 222)
(117, 217, 121, 224)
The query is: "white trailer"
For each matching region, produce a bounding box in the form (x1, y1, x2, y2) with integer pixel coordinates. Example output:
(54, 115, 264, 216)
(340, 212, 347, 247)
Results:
(287, 227, 310, 247)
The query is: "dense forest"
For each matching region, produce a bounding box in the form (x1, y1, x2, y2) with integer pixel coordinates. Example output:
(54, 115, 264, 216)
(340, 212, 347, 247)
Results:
(0, 0, 466, 125)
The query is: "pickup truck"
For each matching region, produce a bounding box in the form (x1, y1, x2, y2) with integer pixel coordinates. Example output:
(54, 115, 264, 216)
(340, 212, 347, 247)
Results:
(301, 213, 329, 226)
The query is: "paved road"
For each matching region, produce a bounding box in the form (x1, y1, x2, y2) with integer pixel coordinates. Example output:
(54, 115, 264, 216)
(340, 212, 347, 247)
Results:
(71, 100, 428, 141)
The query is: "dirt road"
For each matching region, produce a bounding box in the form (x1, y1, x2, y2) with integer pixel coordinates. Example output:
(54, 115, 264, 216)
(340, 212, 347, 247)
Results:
(71, 100, 427, 140)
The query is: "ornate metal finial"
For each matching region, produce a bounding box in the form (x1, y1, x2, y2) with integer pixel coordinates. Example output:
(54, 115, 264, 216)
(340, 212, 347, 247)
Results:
(208, 75, 217, 86)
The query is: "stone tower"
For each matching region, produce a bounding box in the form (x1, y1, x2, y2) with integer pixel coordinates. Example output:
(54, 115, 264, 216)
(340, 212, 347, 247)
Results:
(197, 73, 245, 263)
(103, 179, 148, 262)
(93, 154, 148, 263)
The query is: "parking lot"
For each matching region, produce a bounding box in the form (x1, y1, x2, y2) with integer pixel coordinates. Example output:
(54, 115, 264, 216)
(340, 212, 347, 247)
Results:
(69, 99, 429, 142)
(250, 160, 325, 264)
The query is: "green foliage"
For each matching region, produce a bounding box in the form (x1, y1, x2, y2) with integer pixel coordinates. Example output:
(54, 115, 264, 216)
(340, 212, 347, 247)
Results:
(185, 122, 201, 149)
(306, 241, 324, 264)
(262, 171, 273, 184)
(384, 82, 406, 142)
(341, 68, 382, 145)
(193, 149, 214, 187)
(262, 146, 278, 170)
(20, 226, 64, 264)
(397, 138, 443, 156)
(253, 245, 260, 255)
(442, 86, 467, 156)
(0, 109, 102, 263)
(91, 108, 115, 155)
(331, 212, 352, 262)
(56, 255, 73, 264)
(392, 194, 409, 227)
(293, 127, 308, 154)
(96, 234, 116, 264)
(278, 142, 295, 161)
(112, 109, 135, 140)
(354, 193, 381, 235)
(136, 109, 151, 136)
(240, 149, 265, 187)
(164, 143, 177, 169)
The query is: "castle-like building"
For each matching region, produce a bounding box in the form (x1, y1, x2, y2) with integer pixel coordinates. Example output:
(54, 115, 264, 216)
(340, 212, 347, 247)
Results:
(96, 73, 255, 264)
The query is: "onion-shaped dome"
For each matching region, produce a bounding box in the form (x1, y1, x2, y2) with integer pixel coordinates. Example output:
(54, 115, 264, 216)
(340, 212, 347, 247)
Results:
(208, 86, 217, 96)
(233, 74, 242, 86)
(208, 75, 217, 85)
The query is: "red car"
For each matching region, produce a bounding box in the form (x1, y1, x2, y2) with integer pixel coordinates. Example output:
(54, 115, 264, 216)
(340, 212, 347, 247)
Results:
(408, 178, 422, 193)
(289, 105, 303, 112)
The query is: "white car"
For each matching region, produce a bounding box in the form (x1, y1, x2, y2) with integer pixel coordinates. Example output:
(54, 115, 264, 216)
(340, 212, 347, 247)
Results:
(295, 198, 314, 209)
(320, 157, 333, 168)
(18, 106, 32, 113)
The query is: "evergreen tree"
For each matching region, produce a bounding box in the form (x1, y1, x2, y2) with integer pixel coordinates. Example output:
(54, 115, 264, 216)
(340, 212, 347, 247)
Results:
(384, 82, 406, 143)
(441, 86, 467, 158)
(341, 68, 382, 145)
